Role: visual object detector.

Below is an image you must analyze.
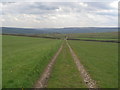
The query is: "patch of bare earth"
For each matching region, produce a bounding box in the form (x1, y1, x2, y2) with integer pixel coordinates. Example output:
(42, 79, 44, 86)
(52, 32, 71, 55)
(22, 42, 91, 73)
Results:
(34, 44, 63, 88)
(66, 40, 97, 88)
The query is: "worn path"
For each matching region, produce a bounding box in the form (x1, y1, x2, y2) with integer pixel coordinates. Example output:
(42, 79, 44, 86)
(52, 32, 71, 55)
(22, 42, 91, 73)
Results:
(66, 40, 97, 88)
(34, 39, 97, 88)
(34, 44, 63, 88)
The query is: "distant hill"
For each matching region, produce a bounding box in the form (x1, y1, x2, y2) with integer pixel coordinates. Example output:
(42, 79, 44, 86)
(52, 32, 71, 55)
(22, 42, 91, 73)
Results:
(1, 27, 45, 35)
(1, 27, 118, 35)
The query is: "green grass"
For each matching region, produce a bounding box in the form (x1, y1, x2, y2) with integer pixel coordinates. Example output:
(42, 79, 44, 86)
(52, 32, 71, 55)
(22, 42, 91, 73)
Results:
(3, 35, 61, 88)
(2, 34, 118, 88)
(76, 38, 118, 41)
(47, 42, 86, 88)
(68, 32, 118, 39)
(68, 40, 118, 88)
(37, 33, 66, 39)
(36, 32, 119, 41)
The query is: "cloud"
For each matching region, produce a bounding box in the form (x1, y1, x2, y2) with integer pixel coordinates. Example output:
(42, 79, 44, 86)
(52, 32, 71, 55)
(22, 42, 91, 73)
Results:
(1, 1, 118, 28)
(2, 2, 59, 14)
(0, 0, 118, 2)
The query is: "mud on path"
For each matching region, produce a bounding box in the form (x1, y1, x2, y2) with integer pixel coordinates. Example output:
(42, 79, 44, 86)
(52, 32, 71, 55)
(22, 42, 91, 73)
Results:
(34, 44, 63, 88)
(66, 40, 97, 88)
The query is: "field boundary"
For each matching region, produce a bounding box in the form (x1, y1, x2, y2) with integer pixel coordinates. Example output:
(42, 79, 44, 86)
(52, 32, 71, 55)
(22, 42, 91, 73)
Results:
(3, 34, 119, 43)
(34, 44, 63, 88)
(67, 38, 119, 43)
(2, 34, 61, 40)
(66, 40, 97, 88)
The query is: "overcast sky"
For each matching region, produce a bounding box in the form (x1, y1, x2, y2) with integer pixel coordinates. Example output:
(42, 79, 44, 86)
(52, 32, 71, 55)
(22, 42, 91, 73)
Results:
(0, 0, 118, 28)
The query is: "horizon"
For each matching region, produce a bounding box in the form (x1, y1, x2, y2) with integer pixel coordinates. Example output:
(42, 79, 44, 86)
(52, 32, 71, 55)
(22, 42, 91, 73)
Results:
(1, 26, 119, 29)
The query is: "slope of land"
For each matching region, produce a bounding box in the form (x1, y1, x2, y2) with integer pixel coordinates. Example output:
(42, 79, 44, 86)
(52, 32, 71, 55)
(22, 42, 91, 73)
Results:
(2, 33, 118, 88)
(68, 40, 118, 88)
(3, 35, 61, 88)
(67, 32, 118, 39)
(67, 41, 97, 88)
(67, 32, 119, 43)
(34, 44, 63, 88)
(2, 27, 118, 35)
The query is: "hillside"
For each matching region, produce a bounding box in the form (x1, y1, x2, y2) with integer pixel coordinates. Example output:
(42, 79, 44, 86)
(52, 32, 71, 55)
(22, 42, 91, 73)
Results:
(1, 27, 118, 35)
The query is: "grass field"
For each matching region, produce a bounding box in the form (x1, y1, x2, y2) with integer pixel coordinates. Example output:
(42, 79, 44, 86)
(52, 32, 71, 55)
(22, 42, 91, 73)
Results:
(47, 42, 86, 88)
(68, 40, 118, 88)
(67, 32, 118, 40)
(75, 38, 118, 41)
(37, 32, 119, 42)
(38, 33, 66, 39)
(3, 35, 61, 88)
(2, 32, 118, 88)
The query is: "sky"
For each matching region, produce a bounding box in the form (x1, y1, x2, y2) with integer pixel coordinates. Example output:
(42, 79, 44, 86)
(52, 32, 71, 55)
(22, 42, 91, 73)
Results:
(0, 0, 118, 28)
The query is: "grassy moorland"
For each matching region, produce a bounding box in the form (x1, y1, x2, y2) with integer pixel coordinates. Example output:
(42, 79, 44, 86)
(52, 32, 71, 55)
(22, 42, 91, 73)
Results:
(67, 32, 118, 40)
(74, 38, 118, 41)
(37, 33, 66, 39)
(47, 42, 86, 88)
(2, 31, 118, 88)
(36, 32, 119, 42)
(2, 35, 61, 88)
(68, 40, 118, 88)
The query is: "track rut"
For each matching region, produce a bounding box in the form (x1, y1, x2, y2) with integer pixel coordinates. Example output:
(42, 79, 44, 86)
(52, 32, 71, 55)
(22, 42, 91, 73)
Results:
(34, 39, 97, 88)
(34, 44, 63, 88)
(66, 40, 97, 88)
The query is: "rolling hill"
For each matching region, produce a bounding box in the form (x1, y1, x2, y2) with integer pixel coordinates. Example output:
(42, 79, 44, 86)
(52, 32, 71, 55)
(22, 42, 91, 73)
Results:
(1, 27, 118, 35)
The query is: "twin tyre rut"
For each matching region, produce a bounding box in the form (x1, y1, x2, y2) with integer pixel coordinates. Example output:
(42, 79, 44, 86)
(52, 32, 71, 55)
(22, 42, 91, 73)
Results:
(34, 41, 97, 88)
(66, 41, 97, 88)
(34, 45, 63, 88)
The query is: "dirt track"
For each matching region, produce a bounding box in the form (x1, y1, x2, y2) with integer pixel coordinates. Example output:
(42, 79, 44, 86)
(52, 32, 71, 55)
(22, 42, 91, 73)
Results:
(34, 44, 63, 88)
(66, 40, 97, 88)
(34, 39, 97, 88)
